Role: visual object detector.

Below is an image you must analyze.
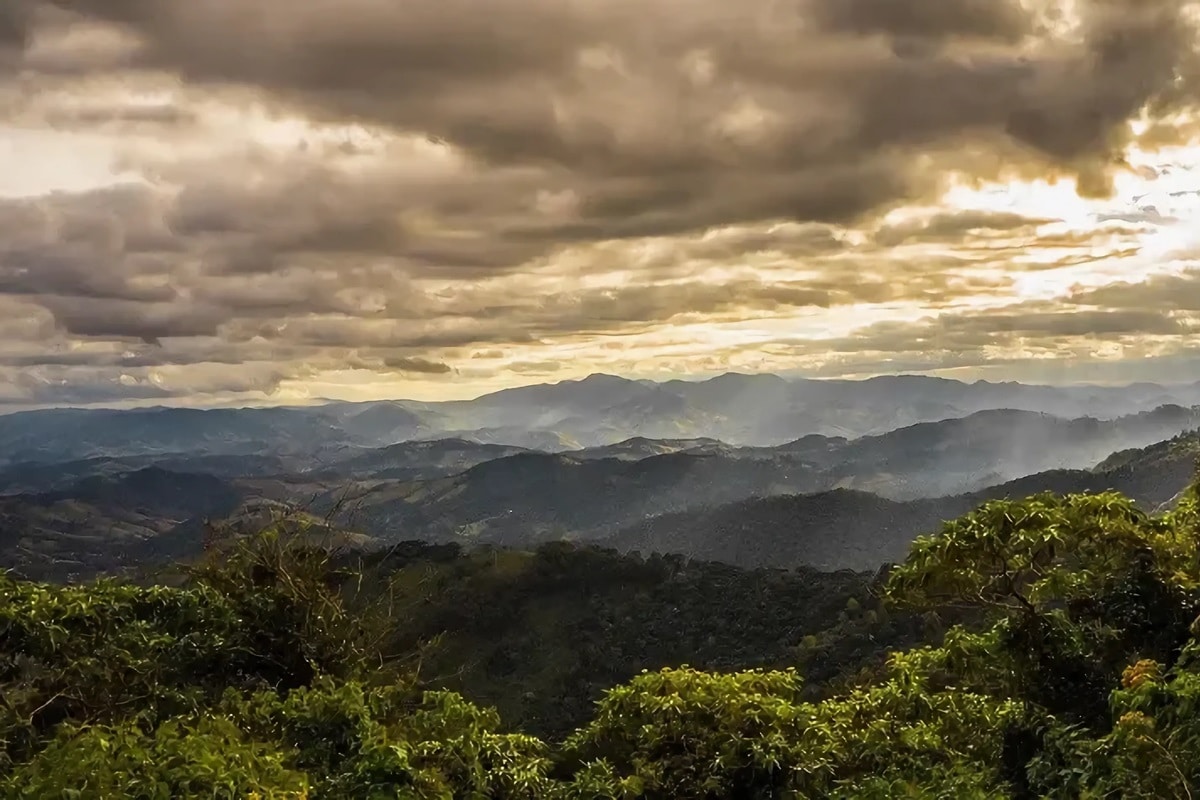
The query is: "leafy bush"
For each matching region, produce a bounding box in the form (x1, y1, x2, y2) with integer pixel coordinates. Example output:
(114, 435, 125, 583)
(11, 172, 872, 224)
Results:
(562, 667, 809, 797)
(5, 716, 307, 799)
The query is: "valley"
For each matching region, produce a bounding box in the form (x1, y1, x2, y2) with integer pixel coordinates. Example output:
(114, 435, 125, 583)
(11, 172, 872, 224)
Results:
(2, 373, 1198, 582)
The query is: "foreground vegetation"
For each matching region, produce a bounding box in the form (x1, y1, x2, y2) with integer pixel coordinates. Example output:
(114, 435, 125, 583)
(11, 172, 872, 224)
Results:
(310, 541, 964, 738)
(5, 478, 1200, 796)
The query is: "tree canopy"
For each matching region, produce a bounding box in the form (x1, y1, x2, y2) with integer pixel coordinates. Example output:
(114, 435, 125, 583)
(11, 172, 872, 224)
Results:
(5, 481, 1200, 797)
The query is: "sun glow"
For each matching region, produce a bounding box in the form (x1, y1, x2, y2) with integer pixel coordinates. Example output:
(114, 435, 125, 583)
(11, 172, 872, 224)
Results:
(944, 145, 1200, 265)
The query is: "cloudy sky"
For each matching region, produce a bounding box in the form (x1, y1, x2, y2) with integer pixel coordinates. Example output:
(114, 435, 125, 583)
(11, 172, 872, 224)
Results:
(2, 0, 1200, 407)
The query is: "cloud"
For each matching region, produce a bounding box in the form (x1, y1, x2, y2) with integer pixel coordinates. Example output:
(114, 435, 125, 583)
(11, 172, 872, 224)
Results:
(1068, 269, 1200, 311)
(0, 0, 1197, 403)
(507, 360, 562, 375)
(0, 360, 311, 406)
(816, 306, 1192, 356)
(381, 356, 453, 374)
(1, 175, 1079, 345)
(0, 160, 1178, 402)
(37, 297, 226, 344)
(872, 210, 1054, 247)
(806, 0, 1035, 42)
(18, 0, 1200, 213)
(0, 1, 35, 56)
(43, 102, 196, 131)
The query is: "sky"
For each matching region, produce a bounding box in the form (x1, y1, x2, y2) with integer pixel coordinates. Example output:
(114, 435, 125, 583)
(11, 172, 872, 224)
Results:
(1, 0, 1200, 408)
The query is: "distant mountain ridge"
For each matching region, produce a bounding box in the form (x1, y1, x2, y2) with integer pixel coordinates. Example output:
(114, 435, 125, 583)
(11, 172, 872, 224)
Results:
(4, 373, 1200, 465)
(3, 372, 1200, 584)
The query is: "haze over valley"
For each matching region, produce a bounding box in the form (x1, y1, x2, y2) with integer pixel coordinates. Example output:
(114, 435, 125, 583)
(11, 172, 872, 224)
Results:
(3, 371, 1199, 581)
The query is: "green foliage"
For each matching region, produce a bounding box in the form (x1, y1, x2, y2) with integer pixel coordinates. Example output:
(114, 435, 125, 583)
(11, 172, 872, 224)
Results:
(222, 679, 552, 798)
(886, 491, 1192, 613)
(4, 716, 308, 799)
(558, 662, 1027, 798)
(885, 491, 1200, 724)
(10, 471, 1200, 797)
(375, 541, 950, 737)
(563, 667, 809, 797)
(0, 528, 421, 771)
(0, 575, 252, 768)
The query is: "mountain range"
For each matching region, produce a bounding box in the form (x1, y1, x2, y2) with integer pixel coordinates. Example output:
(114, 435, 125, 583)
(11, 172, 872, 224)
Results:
(6, 374, 1200, 467)
(2, 393, 1197, 581)
(3, 372, 1200, 583)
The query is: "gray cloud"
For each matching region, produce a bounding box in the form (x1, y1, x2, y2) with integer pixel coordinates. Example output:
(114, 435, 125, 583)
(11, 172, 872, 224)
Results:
(43, 102, 196, 130)
(381, 356, 453, 374)
(0, 166, 1171, 398)
(1069, 269, 1200, 311)
(872, 210, 1054, 247)
(0, 175, 1051, 347)
(37, 297, 226, 344)
(16, 0, 1200, 225)
(826, 307, 1191, 355)
(0, 1, 33, 55)
(0, 360, 312, 406)
(806, 0, 1035, 43)
(0, 0, 1197, 402)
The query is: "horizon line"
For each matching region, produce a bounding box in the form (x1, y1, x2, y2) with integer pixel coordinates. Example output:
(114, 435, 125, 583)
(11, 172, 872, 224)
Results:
(2, 370, 1197, 416)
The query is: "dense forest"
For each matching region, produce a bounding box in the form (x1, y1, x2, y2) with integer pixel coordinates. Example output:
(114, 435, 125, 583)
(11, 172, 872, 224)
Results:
(5, 478, 1200, 797)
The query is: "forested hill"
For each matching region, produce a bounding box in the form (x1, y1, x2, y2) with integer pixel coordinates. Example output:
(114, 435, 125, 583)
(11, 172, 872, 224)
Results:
(327, 541, 957, 738)
(7, 474, 1200, 796)
(606, 428, 1200, 570)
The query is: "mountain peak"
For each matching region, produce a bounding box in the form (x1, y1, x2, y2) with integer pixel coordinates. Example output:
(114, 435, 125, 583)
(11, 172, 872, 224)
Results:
(704, 372, 790, 385)
(571, 373, 633, 386)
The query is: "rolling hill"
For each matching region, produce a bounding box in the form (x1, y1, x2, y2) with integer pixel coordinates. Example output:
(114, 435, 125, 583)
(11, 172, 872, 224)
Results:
(605, 429, 1200, 571)
(0, 468, 248, 581)
(311, 408, 1200, 546)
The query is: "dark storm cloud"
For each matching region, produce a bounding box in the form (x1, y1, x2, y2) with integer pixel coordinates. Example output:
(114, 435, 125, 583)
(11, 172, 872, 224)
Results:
(38, 297, 226, 343)
(805, 0, 1035, 42)
(0, 5, 28, 46)
(22, 0, 1200, 229)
